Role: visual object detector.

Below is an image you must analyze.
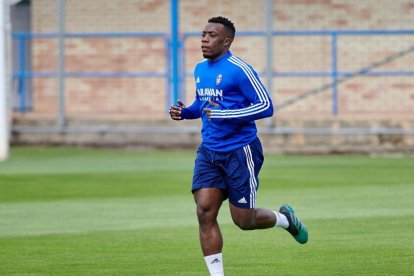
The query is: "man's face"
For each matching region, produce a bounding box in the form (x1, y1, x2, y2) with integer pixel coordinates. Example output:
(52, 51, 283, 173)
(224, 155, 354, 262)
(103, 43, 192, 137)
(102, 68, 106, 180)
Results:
(201, 23, 231, 61)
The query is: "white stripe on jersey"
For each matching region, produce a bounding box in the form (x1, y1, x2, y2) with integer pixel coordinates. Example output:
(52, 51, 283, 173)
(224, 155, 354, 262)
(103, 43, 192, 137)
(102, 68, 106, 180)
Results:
(243, 144, 257, 208)
(210, 56, 271, 118)
(213, 56, 270, 118)
(230, 56, 267, 103)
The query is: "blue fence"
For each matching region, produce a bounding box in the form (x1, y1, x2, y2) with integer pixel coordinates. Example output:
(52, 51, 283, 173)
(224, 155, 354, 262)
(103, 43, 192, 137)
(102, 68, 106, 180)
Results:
(12, 29, 414, 114)
(12, 32, 170, 112)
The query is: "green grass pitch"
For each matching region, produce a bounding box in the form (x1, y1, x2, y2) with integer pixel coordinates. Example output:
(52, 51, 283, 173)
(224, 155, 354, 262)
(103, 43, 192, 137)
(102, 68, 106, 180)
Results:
(0, 147, 413, 275)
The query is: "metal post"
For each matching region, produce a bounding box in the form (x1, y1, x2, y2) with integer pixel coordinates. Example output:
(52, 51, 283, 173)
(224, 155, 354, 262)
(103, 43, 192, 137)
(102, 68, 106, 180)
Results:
(164, 35, 171, 111)
(331, 33, 338, 115)
(265, 0, 274, 127)
(0, 0, 9, 160)
(170, 0, 179, 104)
(18, 37, 25, 111)
(57, 0, 65, 127)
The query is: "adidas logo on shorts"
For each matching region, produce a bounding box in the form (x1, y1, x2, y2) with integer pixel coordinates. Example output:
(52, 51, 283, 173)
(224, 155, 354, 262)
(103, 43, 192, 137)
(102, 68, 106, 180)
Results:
(238, 197, 248, 204)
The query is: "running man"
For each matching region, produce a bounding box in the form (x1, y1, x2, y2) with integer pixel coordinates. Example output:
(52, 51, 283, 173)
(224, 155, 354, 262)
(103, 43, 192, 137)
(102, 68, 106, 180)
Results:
(169, 16, 308, 276)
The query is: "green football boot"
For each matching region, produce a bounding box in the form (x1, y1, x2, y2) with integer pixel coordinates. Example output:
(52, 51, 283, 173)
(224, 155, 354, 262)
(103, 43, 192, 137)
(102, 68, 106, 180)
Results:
(279, 204, 308, 244)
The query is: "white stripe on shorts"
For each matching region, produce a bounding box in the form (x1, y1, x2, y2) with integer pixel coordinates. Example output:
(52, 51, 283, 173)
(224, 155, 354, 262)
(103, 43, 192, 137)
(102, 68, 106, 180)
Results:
(243, 144, 257, 208)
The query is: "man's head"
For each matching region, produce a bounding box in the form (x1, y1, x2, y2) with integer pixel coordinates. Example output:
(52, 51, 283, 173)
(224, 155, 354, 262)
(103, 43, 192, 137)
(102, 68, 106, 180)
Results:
(201, 16, 236, 61)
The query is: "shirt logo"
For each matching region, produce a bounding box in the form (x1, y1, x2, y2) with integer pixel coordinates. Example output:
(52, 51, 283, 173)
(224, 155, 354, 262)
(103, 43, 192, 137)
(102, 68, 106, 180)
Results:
(216, 74, 222, 85)
(196, 77, 200, 83)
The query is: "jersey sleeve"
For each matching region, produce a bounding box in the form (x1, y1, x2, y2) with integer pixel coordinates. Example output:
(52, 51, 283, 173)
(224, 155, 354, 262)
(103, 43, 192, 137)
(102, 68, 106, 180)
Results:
(180, 97, 202, 120)
(209, 61, 274, 122)
(180, 65, 204, 120)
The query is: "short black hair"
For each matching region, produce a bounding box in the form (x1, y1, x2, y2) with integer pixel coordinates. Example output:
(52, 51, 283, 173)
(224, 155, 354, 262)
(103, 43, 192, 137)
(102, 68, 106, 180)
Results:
(208, 16, 236, 39)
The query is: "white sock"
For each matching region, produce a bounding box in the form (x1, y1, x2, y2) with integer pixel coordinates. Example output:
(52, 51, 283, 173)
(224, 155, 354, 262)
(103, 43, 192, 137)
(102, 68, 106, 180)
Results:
(273, 211, 289, 229)
(204, 253, 224, 276)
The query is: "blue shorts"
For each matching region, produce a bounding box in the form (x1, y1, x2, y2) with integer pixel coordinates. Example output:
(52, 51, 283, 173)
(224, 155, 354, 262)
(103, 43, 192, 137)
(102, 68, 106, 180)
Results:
(192, 138, 264, 209)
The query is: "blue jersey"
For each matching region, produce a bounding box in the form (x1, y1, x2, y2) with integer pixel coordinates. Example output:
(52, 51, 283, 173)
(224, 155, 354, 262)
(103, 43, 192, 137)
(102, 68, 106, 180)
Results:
(181, 51, 273, 152)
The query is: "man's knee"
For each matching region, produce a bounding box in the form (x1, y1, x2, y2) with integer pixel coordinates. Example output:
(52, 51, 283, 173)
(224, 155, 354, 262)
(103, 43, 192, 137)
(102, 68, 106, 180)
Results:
(196, 204, 219, 225)
(194, 188, 225, 225)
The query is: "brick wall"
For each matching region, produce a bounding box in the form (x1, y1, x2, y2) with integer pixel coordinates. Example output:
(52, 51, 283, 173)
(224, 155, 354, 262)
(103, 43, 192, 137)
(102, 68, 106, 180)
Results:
(18, 0, 414, 126)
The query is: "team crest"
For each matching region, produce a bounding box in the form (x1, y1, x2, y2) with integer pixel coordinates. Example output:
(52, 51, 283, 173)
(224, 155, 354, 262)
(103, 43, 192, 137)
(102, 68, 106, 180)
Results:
(216, 74, 222, 85)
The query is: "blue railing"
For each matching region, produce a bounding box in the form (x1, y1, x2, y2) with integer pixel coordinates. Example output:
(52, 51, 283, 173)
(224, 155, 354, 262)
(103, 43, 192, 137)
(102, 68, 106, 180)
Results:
(13, 29, 414, 114)
(12, 32, 170, 112)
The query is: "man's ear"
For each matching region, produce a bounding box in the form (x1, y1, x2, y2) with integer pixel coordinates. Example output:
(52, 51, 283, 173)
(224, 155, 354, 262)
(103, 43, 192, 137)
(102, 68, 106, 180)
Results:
(224, 37, 232, 47)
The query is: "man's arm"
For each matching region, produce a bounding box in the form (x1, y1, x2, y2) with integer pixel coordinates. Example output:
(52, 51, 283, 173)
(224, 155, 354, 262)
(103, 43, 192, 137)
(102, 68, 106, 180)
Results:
(169, 99, 202, 120)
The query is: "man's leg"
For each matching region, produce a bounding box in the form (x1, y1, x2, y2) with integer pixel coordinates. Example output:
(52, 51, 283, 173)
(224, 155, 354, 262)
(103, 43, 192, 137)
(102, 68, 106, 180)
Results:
(194, 188, 226, 275)
(229, 203, 308, 244)
(226, 139, 308, 243)
(229, 204, 276, 230)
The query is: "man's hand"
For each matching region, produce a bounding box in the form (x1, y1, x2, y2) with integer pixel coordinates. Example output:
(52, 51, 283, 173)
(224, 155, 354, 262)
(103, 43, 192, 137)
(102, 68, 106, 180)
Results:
(202, 99, 219, 120)
(169, 100, 186, 120)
